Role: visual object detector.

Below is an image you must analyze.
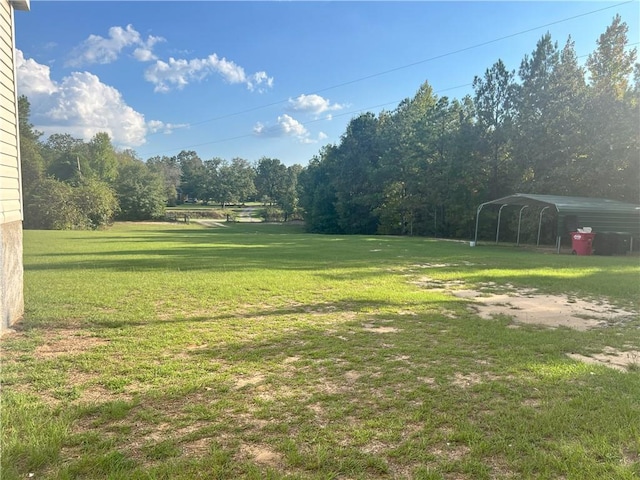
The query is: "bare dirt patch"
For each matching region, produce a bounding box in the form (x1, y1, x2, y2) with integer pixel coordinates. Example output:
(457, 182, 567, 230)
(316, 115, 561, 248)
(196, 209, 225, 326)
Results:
(362, 323, 400, 333)
(451, 372, 483, 388)
(238, 444, 283, 468)
(566, 347, 640, 372)
(235, 373, 266, 389)
(451, 289, 635, 331)
(415, 276, 637, 331)
(193, 219, 228, 228)
(34, 331, 109, 359)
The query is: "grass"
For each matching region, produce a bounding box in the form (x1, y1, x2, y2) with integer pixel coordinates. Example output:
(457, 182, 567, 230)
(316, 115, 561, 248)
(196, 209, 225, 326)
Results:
(2, 222, 639, 479)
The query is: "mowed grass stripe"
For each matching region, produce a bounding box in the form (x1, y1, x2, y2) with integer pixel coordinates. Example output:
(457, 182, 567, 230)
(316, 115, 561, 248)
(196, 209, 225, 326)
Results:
(2, 222, 639, 479)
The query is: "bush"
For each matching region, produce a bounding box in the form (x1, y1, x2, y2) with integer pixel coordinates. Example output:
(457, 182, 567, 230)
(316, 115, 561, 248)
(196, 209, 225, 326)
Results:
(23, 177, 117, 230)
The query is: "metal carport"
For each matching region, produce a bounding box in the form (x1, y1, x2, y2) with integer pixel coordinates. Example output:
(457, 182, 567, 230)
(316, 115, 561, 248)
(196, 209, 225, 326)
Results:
(473, 194, 640, 253)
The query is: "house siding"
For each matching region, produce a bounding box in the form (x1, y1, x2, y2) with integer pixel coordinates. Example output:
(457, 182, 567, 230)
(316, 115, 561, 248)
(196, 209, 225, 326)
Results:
(0, 0, 26, 331)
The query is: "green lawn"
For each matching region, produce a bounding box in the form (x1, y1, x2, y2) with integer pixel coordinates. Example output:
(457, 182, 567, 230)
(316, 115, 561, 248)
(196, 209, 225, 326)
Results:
(2, 222, 639, 479)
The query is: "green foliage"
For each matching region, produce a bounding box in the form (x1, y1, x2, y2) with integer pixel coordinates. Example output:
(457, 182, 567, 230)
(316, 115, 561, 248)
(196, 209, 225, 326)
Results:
(299, 16, 639, 237)
(177, 150, 205, 200)
(23, 177, 117, 230)
(87, 132, 118, 183)
(115, 161, 166, 220)
(23, 177, 78, 229)
(147, 155, 181, 206)
(254, 157, 288, 205)
(217, 158, 257, 206)
(73, 178, 119, 229)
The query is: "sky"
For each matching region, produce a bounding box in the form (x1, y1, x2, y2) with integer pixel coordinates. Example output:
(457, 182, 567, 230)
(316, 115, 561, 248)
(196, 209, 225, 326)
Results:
(15, 1, 639, 166)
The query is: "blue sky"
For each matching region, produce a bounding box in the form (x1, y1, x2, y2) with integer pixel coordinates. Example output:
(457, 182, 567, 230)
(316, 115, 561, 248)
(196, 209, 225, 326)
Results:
(15, 1, 639, 166)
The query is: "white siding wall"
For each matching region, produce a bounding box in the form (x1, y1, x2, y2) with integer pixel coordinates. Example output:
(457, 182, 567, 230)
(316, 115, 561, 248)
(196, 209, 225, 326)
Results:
(0, 0, 22, 225)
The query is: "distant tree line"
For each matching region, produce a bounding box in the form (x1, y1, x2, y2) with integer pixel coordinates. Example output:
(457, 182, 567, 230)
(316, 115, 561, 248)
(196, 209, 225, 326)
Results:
(18, 16, 638, 235)
(146, 151, 302, 221)
(18, 101, 303, 229)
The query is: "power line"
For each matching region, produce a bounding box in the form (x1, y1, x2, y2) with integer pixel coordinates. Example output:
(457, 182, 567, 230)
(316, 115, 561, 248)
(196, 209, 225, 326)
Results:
(143, 1, 636, 157)
(145, 82, 475, 156)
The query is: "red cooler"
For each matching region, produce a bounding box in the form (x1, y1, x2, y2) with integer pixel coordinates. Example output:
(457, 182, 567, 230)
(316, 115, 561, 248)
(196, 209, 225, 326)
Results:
(571, 232, 596, 255)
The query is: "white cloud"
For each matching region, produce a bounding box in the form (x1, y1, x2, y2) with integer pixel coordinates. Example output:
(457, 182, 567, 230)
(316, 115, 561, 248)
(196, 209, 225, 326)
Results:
(133, 48, 156, 62)
(144, 53, 274, 93)
(147, 119, 189, 135)
(248, 71, 274, 92)
(254, 114, 308, 139)
(288, 94, 344, 116)
(17, 50, 153, 147)
(15, 49, 57, 96)
(66, 25, 165, 67)
(253, 114, 327, 144)
(278, 114, 307, 137)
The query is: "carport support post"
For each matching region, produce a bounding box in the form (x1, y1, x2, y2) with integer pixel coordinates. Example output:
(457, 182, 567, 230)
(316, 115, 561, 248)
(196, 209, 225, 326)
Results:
(496, 204, 507, 244)
(516, 205, 529, 246)
(473, 203, 486, 245)
(537, 206, 550, 246)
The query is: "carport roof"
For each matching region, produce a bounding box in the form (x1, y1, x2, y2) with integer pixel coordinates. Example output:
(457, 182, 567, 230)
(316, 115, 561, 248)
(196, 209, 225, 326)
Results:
(478, 193, 640, 236)
(479, 193, 640, 215)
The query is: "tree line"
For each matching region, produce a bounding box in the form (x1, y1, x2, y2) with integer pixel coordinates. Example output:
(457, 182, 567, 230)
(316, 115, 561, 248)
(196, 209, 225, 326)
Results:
(299, 16, 639, 238)
(19, 15, 638, 236)
(18, 100, 304, 228)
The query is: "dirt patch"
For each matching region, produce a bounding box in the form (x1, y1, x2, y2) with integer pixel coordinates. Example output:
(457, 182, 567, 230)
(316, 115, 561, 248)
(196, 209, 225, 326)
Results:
(235, 373, 266, 389)
(34, 332, 109, 359)
(344, 370, 361, 383)
(182, 437, 211, 457)
(362, 323, 400, 333)
(193, 219, 228, 228)
(454, 290, 636, 330)
(430, 443, 471, 462)
(415, 277, 637, 331)
(567, 347, 640, 371)
(238, 444, 283, 467)
(451, 372, 483, 388)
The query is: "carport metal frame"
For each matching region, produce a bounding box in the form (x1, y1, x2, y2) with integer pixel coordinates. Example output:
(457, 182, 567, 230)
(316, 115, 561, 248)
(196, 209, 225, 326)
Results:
(473, 194, 640, 254)
(475, 199, 559, 251)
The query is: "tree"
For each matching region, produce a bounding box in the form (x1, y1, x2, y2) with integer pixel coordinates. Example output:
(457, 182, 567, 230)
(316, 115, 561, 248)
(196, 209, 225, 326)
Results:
(87, 132, 118, 183)
(513, 33, 562, 193)
(376, 84, 441, 236)
(298, 149, 342, 233)
(201, 157, 223, 204)
(73, 178, 119, 229)
(43, 133, 88, 182)
(18, 96, 45, 199)
(115, 160, 167, 220)
(586, 14, 637, 99)
(280, 164, 303, 221)
(24, 177, 78, 229)
(147, 155, 181, 205)
(23, 177, 117, 230)
(177, 150, 205, 201)
(216, 158, 256, 207)
(254, 157, 288, 205)
(332, 112, 382, 234)
(473, 59, 517, 199)
(580, 16, 639, 201)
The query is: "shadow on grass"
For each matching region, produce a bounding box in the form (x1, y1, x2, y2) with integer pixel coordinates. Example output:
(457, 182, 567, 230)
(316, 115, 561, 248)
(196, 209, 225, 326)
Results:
(83, 295, 468, 330)
(6, 297, 640, 480)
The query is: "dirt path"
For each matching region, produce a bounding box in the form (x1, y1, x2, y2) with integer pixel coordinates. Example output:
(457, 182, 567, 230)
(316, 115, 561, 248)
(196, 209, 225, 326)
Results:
(236, 207, 260, 223)
(192, 219, 227, 228)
